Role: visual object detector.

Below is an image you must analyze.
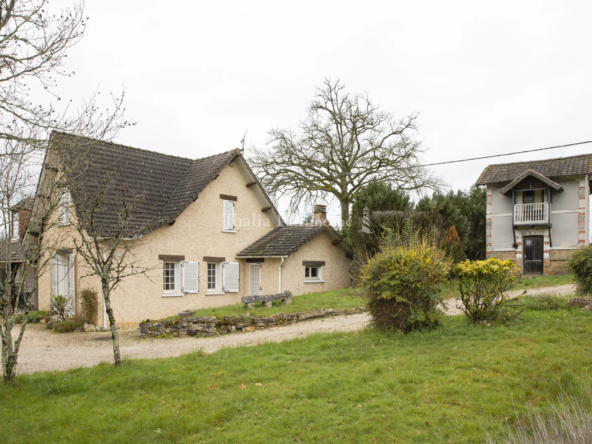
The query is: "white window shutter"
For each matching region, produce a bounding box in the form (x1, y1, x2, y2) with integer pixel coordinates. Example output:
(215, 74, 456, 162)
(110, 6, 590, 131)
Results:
(50, 256, 57, 297)
(223, 262, 240, 292)
(60, 192, 71, 225)
(223, 200, 235, 231)
(68, 254, 76, 314)
(182, 261, 199, 293)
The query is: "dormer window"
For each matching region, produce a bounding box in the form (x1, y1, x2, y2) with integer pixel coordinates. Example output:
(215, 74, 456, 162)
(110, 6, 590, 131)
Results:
(59, 191, 71, 226)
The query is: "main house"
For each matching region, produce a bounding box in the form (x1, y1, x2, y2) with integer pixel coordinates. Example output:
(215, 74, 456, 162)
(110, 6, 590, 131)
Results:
(31, 133, 353, 325)
(476, 154, 591, 275)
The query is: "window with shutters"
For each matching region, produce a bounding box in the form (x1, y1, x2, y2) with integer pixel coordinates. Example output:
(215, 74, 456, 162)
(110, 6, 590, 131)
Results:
(59, 191, 71, 226)
(222, 200, 235, 232)
(207, 262, 222, 293)
(305, 266, 323, 282)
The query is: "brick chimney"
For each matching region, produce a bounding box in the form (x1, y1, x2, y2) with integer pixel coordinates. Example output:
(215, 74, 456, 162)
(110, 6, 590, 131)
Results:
(313, 204, 327, 223)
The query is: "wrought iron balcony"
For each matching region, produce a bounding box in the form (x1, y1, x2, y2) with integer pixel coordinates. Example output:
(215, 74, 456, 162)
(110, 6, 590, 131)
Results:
(514, 202, 549, 225)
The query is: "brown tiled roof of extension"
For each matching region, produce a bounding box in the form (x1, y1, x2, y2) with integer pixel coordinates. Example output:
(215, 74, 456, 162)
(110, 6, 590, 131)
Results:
(0, 240, 23, 262)
(236, 224, 352, 257)
(476, 153, 592, 186)
(51, 132, 278, 238)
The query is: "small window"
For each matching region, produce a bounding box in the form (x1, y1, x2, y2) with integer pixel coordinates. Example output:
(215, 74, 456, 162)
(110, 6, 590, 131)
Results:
(12, 211, 19, 240)
(163, 262, 179, 293)
(59, 191, 71, 226)
(207, 262, 221, 292)
(305, 266, 322, 281)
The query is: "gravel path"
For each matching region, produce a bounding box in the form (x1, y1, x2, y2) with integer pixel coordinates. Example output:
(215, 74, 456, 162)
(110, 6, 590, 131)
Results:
(13, 283, 576, 375)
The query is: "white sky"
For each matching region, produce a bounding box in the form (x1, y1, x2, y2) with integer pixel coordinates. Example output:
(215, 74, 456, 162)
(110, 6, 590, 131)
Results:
(49, 0, 592, 224)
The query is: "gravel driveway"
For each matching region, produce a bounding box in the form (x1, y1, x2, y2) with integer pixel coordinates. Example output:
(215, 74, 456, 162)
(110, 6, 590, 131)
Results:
(13, 284, 575, 375)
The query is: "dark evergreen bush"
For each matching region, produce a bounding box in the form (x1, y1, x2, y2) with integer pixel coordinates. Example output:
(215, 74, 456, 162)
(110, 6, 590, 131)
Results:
(569, 246, 592, 295)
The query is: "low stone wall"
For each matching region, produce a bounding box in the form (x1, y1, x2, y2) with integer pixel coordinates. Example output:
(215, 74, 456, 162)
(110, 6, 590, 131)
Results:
(138, 307, 367, 338)
(548, 249, 572, 275)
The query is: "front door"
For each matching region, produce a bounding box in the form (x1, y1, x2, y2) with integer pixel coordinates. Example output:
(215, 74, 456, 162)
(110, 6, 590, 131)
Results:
(249, 264, 261, 296)
(523, 236, 543, 275)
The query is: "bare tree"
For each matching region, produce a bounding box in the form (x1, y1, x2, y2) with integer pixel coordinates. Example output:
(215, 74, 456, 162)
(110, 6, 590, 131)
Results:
(0, 0, 133, 381)
(0, 0, 132, 147)
(58, 137, 155, 367)
(0, 133, 68, 382)
(251, 78, 441, 224)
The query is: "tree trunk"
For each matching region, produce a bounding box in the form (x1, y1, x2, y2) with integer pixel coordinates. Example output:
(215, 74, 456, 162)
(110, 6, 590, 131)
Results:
(102, 285, 121, 367)
(1, 306, 16, 382)
(340, 199, 350, 227)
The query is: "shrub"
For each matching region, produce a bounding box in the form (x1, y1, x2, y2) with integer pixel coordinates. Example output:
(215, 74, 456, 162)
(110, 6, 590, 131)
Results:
(52, 319, 77, 333)
(14, 311, 49, 324)
(360, 235, 452, 333)
(50, 294, 71, 321)
(569, 246, 592, 295)
(454, 258, 521, 323)
(522, 295, 568, 311)
(79, 288, 98, 324)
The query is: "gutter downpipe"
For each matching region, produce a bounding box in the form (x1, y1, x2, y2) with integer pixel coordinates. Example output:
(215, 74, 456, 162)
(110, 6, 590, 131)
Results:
(279, 257, 286, 293)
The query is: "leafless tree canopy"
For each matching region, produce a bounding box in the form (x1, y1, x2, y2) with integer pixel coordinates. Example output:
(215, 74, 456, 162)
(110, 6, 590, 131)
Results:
(0, 0, 132, 148)
(251, 78, 441, 223)
(0, 0, 133, 381)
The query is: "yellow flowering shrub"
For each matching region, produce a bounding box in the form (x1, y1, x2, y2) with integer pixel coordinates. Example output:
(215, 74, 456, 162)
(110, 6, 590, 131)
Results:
(360, 239, 452, 332)
(454, 258, 521, 323)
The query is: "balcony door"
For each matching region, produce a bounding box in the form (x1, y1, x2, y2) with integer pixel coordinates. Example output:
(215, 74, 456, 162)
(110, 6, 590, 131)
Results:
(523, 236, 543, 275)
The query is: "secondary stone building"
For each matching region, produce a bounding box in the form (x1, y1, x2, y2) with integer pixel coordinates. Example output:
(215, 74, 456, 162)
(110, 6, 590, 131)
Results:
(30, 132, 353, 325)
(476, 154, 591, 275)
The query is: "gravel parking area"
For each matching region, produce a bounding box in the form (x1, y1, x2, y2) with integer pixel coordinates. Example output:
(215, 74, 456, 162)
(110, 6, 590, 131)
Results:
(14, 313, 372, 375)
(13, 284, 575, 375)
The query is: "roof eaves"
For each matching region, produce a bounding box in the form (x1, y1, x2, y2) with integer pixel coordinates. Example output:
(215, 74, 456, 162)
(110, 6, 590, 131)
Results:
(499, 170, 564, 195)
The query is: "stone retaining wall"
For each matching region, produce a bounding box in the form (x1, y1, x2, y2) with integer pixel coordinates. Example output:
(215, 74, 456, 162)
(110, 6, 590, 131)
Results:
(138, 307, 367, 338)
(490, 249, 574, 276)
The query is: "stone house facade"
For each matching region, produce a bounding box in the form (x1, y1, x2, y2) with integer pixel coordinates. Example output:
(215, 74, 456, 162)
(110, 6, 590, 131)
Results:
(476, 154, 591, 275)
(32, 132, 353, 325)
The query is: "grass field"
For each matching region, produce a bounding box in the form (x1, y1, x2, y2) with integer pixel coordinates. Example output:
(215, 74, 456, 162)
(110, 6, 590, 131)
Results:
(1, 304, 591, 443)
(171, 288, 366, 319)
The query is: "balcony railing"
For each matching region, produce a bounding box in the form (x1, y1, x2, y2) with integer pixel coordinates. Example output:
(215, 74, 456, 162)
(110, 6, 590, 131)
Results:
(514, 202, 549, 224)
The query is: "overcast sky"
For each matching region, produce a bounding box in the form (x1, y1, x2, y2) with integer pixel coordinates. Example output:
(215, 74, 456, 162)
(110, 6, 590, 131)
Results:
(51, 0, 592, 224)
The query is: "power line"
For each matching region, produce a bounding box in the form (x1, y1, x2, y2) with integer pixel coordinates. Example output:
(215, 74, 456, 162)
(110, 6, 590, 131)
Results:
(418, 140, 592, 168)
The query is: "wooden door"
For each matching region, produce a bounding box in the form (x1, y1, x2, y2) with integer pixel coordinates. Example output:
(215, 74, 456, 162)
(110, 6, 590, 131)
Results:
(523, 236, 543, 275)
(249, 264, 261, 296)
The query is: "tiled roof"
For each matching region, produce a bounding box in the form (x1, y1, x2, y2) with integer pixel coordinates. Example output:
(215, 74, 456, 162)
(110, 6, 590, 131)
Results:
(0, 240, 23, 262)
(52, 132, 276, 238)
(476, 153, 592, 185)
(10, 197, 34, 211)
(236, 224, 352, 257)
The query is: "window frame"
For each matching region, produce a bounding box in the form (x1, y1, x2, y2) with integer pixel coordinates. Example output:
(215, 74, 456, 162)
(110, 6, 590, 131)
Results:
(304, 266, 324, 283)
(162, 261, 182, 297)
(206, 262, 223, 294)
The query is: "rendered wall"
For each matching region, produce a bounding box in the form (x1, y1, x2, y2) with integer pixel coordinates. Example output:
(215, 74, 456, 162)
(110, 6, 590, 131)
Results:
(282, 230, 352, 296)
(38, 158, 352, 325)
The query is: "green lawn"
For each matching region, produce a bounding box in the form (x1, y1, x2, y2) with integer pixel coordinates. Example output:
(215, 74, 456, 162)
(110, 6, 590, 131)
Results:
(1, 308, 591, 443)
(173, 288, 366, 319)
